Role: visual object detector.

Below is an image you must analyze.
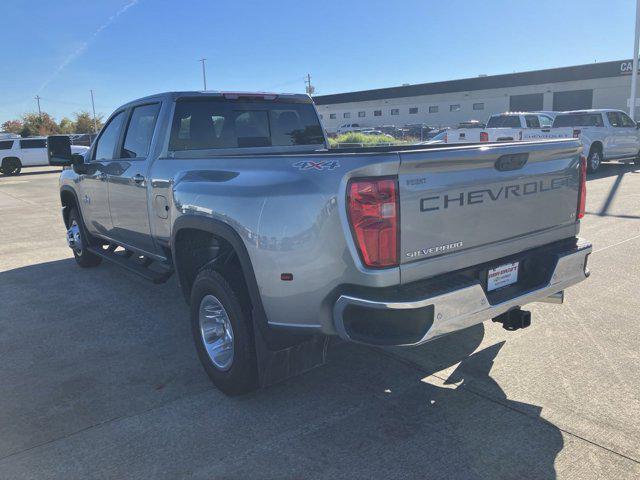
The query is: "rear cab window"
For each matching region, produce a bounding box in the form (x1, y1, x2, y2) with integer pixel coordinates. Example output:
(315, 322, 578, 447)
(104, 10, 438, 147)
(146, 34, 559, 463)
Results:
(486, 115, 522, 128)
(168, 96, 325, 152)
(552, 113, 604, 128)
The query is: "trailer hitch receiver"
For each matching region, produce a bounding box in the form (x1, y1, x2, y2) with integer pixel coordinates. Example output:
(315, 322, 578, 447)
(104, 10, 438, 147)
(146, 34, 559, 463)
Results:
(492, 308, 531, 331)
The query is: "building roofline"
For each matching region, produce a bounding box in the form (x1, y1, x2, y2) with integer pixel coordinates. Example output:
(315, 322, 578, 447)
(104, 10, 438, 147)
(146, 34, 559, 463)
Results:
(313, 59, 632, 106)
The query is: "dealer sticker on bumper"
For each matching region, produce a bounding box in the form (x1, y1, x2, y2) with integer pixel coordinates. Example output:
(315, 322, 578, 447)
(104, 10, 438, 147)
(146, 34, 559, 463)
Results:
(487, 262, 519, 291)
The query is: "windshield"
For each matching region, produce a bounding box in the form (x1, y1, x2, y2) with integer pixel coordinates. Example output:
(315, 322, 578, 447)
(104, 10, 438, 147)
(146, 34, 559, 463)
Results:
(552, 113, 604, 127)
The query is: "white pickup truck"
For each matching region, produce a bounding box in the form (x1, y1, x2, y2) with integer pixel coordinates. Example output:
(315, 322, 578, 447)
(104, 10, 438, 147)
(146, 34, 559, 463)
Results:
(0, 137, 88, 175)
(446, 112, 572, 144)
(552, 109, 640, 173)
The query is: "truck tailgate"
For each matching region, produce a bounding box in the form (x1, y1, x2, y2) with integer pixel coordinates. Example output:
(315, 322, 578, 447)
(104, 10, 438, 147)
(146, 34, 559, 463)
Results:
(398, 140, 582, 283)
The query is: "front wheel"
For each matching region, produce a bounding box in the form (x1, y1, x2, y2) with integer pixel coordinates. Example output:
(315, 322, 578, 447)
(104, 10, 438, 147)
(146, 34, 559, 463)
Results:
(67, 208, 102, 267)
(190, 268, 258, 395)
(587, 149, 602, 173)
(0, 157, 22, 176)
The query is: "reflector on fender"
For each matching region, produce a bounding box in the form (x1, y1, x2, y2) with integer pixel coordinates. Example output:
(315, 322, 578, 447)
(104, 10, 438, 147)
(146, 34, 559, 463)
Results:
(577, 155, 587, 219)
(347, 177, 399, 268)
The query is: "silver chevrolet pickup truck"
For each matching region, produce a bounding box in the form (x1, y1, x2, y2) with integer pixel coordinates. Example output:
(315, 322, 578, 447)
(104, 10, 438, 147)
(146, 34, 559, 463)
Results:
(48, 91, 591, 395)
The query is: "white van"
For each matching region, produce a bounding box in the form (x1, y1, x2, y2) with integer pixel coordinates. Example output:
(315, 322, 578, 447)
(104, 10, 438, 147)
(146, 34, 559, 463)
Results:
(0, 137, 88, 175)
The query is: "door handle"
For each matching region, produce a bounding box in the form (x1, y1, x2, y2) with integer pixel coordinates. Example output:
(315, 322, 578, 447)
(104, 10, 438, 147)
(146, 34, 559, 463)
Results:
(132, 174, 145, 185)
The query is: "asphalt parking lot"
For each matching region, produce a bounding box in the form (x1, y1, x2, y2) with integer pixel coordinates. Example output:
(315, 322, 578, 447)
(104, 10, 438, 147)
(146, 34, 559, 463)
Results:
(1, 164, 639, 480)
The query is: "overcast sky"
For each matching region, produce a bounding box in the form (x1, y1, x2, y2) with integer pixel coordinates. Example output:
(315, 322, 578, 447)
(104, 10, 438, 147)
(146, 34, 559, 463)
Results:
(0, 0, 635, 124)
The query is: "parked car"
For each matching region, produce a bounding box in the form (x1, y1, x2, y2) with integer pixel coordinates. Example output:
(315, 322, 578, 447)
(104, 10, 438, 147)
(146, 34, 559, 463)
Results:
(403, 123, 432, 140)
(0, 137, 88, 175)
(336, 123, 367, 134)
(446, 112, 572, 144)
(420, 130, 447, 144)
(552, 109, 640, 172)
(48, 90, 591, 395)
(360, 129, 394, 139)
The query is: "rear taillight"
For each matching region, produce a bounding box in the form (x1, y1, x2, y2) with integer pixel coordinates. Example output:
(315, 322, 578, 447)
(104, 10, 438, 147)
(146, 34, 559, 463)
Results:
(347, 177, 399, 268)
(444, 133, 448, 143)
(577, 155, 587, 219)
(480, 132, 488, 142)
(573, 129, 581, 138)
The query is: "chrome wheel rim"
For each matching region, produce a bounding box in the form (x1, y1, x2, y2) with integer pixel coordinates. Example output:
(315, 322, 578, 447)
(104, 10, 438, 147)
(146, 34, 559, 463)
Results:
(199, 294, 234, 371)
(590, 152, 601, 171)
(67, 220, 83, 256)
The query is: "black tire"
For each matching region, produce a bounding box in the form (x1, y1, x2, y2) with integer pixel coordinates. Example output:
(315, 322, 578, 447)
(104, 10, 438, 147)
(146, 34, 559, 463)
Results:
(587, 147, 602, 174)
(635, 151, 640, 166)
(67, 207, 102, 268)
(190, 268, 258, 396)
(0, 157, 22, 176)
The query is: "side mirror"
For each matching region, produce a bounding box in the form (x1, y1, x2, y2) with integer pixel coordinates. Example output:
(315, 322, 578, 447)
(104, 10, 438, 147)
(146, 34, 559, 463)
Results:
(47, 135, 73, 166)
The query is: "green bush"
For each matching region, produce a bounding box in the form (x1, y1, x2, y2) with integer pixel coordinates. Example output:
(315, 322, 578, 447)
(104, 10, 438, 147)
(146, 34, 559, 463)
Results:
(329, 132, 396, 147)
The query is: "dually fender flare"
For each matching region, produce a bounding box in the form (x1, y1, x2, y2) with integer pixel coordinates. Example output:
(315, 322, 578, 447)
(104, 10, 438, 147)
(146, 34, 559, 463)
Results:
(59, 185, 82, 226)
(171, 215, 264, 313)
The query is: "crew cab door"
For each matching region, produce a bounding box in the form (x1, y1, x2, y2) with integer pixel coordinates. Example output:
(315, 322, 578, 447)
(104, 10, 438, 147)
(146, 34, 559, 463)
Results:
(82, 110, 127, 236)
(106, 102, 161, 255)
(604, 112, 626, 158)
(617, 111, 640, 157)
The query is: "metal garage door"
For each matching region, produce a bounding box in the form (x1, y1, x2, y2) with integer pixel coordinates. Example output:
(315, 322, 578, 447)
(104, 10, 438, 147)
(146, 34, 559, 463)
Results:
(553, 89, 593, 111)
(510, 93, 544, 111)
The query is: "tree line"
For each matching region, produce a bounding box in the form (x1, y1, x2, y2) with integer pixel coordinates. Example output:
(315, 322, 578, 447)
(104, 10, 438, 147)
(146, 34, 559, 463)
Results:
(1, 111, 105, 138)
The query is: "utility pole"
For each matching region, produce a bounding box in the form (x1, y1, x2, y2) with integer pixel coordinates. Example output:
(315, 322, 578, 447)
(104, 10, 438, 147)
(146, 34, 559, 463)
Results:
(90, 90, 98, 133)
(35, 95, 42, 118)
(305, 73, 314, 95)
(200, 58, 207, 90)
(630, 0, 640, 120)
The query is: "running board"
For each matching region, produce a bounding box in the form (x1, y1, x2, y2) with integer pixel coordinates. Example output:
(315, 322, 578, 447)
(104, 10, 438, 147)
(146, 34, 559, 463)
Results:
(87, 246, 173, 284)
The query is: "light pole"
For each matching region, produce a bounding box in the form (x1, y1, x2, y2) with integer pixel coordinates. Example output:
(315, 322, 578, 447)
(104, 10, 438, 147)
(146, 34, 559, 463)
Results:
(630, 0, 640, 120)
(90, 90, 98, 133)
(35, 95, 42, 118)
(200, 58, 207, 90)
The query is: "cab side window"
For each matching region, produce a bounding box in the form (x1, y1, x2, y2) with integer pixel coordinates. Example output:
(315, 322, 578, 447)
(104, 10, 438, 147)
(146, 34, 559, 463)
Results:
(93, 111, 125, 160)
(539, 115, 553, 128)
(20, 139, 46, 149)
(619, 112, 636, 128)
(525, 115, 540, 128)
(607, 112, 622, 127)
(121, 103, 161, 158)
(0, 140, 14, 150)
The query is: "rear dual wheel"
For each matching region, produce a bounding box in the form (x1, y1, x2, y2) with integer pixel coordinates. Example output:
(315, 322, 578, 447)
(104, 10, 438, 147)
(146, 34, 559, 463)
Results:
(190, 268, 258, 396)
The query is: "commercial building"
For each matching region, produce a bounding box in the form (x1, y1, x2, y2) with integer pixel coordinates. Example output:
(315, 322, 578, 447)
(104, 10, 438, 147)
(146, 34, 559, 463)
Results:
(313, 59, 639, 132)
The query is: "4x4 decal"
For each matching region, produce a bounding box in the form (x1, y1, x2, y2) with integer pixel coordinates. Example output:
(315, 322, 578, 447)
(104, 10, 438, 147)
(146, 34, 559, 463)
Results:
(293, 160, 340, 171)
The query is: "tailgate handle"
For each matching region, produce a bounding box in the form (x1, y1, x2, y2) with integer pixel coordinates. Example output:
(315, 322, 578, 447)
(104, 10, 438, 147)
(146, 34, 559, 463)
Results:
(495, 153, 528, 171)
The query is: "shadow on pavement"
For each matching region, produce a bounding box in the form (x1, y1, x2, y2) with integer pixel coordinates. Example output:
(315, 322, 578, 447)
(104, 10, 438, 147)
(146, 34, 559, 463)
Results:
(1, 168, 62, 178)
(0, 258, 564, 479)
(587, 162, 638, 181)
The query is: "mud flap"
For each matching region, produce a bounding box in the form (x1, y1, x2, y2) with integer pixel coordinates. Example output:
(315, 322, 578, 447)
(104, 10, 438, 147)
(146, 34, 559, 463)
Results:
(252, 317, 330, 388)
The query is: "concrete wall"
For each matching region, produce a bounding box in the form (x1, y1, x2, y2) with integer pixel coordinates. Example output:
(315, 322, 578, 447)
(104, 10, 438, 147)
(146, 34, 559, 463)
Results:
(316, 75, 635, 133)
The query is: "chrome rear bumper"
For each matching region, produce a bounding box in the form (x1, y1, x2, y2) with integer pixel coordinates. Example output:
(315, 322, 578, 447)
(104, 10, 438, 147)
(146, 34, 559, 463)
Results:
(333, 239, 591, 346)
